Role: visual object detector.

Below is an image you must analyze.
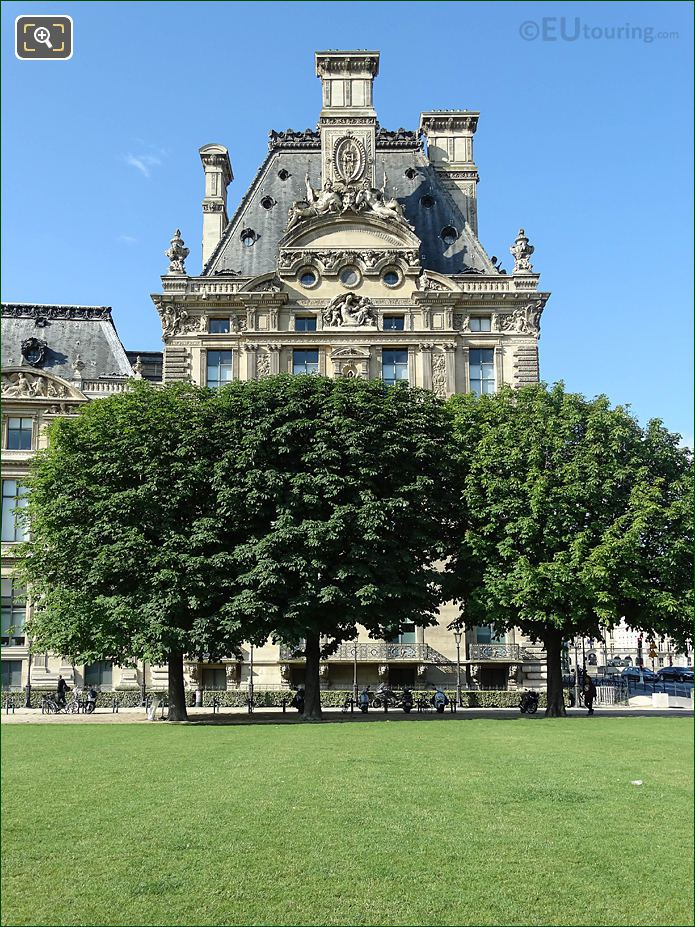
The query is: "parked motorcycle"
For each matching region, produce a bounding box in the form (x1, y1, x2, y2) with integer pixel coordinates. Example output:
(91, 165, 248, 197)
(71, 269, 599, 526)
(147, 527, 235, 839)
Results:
(519, 690, 539, 714)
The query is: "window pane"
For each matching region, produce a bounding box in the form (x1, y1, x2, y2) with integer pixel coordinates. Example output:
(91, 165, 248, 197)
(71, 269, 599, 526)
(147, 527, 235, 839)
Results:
(1, 660, 22, 689)
(85, 660, 113, 687)
(293, 350, 319, 375)
(208, 319, 230, 334)
(206, 350, 233, 388)
(295, 317, 317, 332)
(383, 317, 405, 331)
(2, 481, 28, 543)
(1, 581, 25, 646)
(382, 349, 408, 386)
(469, 349, 495, 397)
(7, 418, 33, 451)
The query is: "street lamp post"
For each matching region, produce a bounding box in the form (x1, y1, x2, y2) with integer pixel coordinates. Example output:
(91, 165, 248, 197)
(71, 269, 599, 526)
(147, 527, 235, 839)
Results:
(453, 630, 463, 708)
(248, 643, 254, 709)
(140, 660, 147, 707)
(352, 638, 358, 705)
(573, 637, 580, 708)
(24, 644, 32, 709)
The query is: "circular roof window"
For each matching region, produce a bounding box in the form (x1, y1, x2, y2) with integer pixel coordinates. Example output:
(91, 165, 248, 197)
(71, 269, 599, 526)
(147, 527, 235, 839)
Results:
(339, 266, 360, 287)
(441, 226, 458, 245)
(404, 167, 418, 180)
(278, 169, 290, 181)
(261, 196, 276, 210)
(299, 270, 317, 288)
(420, 195, 435, 208)
(383, 270, 400, 287)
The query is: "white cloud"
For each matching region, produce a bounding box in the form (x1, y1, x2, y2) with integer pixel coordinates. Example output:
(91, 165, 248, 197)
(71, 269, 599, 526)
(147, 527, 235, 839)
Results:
(123, 153, 162, 178)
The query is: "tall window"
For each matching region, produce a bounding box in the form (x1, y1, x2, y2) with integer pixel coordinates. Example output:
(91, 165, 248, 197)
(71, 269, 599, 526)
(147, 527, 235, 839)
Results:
(84, 660, 113, 688)
(1, 580, 26, 646)
(206, 350, 233, 388)
(390, 623, 416, 644)
(6, 418, 33, 450)
(2, 481, 29, 543)
(469, 348, 495, 396)
(382, 349, 408, 386)
(295, 317, 317, 332)
(475, 626, 505, 645)
(292, 349, 319, 375)
(208, 318, 230, 334)
(1, 660, 22, 689)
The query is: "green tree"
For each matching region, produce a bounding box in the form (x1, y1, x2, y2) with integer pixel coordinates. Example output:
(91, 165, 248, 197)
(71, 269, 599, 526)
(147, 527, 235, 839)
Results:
(212, 375, 451, 720)
(18, 382, 246, 722)
(446, 383, 693, 716)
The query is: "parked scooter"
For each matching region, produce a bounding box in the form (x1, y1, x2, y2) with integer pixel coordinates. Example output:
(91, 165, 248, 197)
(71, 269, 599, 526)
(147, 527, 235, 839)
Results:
(431, 687, 449, 713)
(358, 686, 370, 713)
(401, 688, 414, 713)
(519, 690, 539, 714)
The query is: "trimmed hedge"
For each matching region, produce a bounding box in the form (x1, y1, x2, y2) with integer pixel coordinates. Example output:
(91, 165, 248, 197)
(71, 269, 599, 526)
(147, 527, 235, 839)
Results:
(3, 687, 546, 711)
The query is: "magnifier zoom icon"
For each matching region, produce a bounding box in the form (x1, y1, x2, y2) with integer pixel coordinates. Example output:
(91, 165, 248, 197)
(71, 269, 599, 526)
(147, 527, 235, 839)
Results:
(33, 26, 53, 49)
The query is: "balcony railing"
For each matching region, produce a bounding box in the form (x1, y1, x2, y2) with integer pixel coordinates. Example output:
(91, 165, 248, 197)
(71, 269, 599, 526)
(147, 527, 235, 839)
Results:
(279, 641, 442, 663)
(468, 643, 521, 662)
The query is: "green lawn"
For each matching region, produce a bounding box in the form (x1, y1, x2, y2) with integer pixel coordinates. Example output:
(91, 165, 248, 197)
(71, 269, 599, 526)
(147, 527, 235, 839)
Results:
(1, 717, 692, 927)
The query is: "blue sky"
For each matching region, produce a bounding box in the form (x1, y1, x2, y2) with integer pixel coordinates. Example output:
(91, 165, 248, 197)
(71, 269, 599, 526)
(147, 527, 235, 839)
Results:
(2, 1, 693, 442)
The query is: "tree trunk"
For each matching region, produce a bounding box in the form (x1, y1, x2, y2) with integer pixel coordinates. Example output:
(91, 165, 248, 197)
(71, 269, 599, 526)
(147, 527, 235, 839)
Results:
(544, 630, 566, 717)
(167, 650, 188, 722)
(303, 630, 323, 721)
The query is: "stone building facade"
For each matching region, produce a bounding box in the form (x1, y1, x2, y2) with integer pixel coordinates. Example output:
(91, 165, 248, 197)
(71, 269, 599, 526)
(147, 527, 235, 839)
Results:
(149, 50, 551, 695)
(2, 50, 559, 696)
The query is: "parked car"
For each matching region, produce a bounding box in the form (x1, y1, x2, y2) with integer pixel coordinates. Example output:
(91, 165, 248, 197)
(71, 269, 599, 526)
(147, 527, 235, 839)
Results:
(656, 666, 694, 683)
(621, 666, 658, 682)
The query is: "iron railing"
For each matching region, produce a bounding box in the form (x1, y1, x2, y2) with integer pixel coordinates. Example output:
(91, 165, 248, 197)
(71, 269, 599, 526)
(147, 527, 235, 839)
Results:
(279, 641, 446, 663)
(468, 643, 521, 662)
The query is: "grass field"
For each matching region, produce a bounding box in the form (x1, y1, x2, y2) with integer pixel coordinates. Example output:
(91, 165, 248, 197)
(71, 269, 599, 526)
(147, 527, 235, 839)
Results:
(1, 717, 692, 926)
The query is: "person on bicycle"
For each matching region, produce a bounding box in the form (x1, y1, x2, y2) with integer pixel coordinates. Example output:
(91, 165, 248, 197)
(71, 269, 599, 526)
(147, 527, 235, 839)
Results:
(56, 675, 70, 707)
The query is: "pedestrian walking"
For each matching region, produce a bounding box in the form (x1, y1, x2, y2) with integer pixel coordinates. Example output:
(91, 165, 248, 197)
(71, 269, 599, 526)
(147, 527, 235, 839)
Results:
(584, 677, 597, 715)
(56, 675, 70, 707)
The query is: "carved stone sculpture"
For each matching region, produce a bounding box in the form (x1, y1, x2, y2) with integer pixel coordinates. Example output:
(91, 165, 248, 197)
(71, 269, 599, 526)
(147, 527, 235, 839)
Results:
(156, 304, 203, 339)
(431, 353, 447, 398)
(499, 300, 544, 336)
(510, 228, 535, 274)
(165, 229, 190, 275)
(287, 176, 342, 230)
(2, 371, 70, 399)
(21, 337, 48, 367)
(323, 293, 375, 327)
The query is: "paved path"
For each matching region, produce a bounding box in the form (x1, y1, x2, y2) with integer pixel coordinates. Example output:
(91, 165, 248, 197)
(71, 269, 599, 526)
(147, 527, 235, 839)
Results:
(1, 705, 691, 724)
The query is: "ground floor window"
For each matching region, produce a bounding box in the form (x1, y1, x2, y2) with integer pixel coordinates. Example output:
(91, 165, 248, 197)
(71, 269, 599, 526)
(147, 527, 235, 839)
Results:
(202, 667, 227, 690)
(1, 660, 22, 689)
(84, 660, 113, 688)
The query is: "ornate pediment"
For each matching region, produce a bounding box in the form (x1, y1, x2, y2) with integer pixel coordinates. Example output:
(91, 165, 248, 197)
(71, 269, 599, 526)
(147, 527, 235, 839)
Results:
(1, 368, 85, 403)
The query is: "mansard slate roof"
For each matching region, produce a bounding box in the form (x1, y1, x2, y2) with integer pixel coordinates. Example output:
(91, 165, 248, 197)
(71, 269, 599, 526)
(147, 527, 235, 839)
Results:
(1, 304, 133, 380)
(203, 129, 496, 278)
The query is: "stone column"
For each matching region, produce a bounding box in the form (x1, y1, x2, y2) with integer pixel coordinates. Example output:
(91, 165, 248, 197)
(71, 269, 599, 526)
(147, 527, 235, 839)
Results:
(268, 344, 282, 375)
(443, 342, 456, 397)
(419, 343, 434, 391)
(243, 343, 258, 380)
(460, 345, 470, 394)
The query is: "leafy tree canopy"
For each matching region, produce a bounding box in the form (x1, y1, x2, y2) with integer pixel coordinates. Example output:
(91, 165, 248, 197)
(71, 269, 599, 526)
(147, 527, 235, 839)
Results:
(446, 383, 693, 715)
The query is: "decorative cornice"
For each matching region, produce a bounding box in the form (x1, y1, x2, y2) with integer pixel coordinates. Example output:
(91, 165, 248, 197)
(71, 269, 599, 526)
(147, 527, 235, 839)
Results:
(419, 111, 480, 135)
(1, 304, 112, 321)
(268, 129, 320, 150)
